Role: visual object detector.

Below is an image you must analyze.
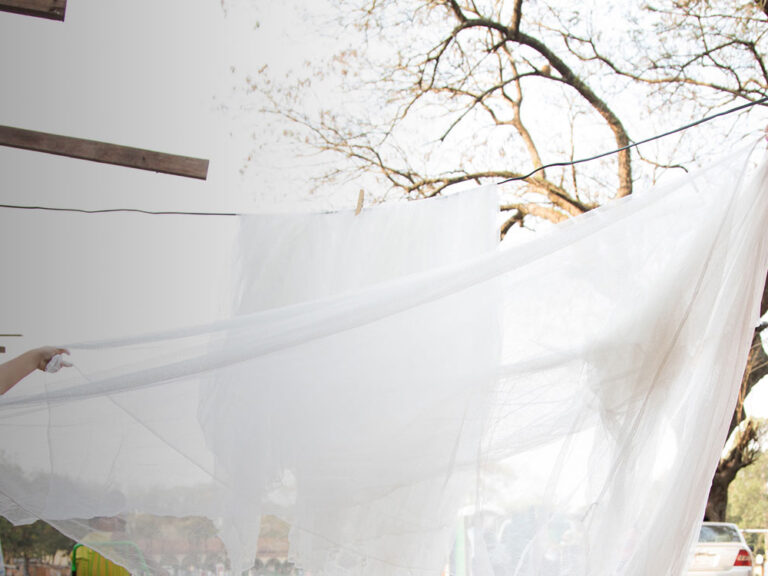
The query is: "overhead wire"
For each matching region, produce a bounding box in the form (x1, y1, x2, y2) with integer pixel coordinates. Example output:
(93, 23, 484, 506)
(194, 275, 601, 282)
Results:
(0, 96, 766, 216)
(499, 96, 768, 184)
(0, 204, 238, 216)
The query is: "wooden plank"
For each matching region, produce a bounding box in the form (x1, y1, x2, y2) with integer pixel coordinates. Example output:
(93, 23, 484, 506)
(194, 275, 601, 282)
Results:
(0, 0, 66, 21)
(0, 125, 209, 180)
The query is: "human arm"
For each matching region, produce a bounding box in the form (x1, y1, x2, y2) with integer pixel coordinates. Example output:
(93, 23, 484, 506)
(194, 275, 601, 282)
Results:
(0, 346, 70, 395)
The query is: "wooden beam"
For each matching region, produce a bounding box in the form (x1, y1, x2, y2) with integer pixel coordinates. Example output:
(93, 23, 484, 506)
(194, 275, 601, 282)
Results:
(0, 125, 209, 180)
(0, 0, 66, 21)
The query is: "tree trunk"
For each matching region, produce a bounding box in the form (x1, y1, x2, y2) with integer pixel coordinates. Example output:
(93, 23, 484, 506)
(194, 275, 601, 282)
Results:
(706, 476, 730, 521)
(705, 272, 768, 520)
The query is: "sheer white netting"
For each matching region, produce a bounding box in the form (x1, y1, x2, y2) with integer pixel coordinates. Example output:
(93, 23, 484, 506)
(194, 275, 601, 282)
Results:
(1, 146, 768, 576)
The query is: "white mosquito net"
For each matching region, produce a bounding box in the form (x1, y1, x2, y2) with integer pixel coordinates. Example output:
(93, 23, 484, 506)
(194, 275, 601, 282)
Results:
(1, 145, 767, 576)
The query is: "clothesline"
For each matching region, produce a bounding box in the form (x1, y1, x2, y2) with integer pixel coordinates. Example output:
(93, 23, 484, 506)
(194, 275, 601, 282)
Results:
(0, 97, 766, 217)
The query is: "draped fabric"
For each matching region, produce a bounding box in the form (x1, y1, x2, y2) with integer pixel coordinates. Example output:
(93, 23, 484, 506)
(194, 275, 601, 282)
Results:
(1, 146, 767, 576)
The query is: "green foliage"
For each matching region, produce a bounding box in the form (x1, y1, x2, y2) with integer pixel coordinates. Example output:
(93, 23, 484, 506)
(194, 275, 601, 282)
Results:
(727, 455, 768, 555)
(0, 518, 74, 563)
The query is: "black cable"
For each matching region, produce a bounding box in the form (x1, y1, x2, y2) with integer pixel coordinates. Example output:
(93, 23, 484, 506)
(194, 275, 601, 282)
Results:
(1, 96, 766, 215)
(0, 204, 237, 216)
(499, 96, 768, 184)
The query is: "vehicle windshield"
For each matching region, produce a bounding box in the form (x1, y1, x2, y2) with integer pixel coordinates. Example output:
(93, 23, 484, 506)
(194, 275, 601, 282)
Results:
(699, 524, 742, 543)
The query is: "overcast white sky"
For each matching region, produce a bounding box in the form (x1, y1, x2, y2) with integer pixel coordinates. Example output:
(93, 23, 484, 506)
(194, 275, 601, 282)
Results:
(0, 0, 345, 214)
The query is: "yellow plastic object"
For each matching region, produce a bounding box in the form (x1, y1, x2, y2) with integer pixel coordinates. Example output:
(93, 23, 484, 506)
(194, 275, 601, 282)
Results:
(71, 544, 131, 576)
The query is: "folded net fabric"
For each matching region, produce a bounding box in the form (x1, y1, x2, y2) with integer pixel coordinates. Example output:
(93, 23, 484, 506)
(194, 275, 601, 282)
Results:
(1, 146, 767, 576)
